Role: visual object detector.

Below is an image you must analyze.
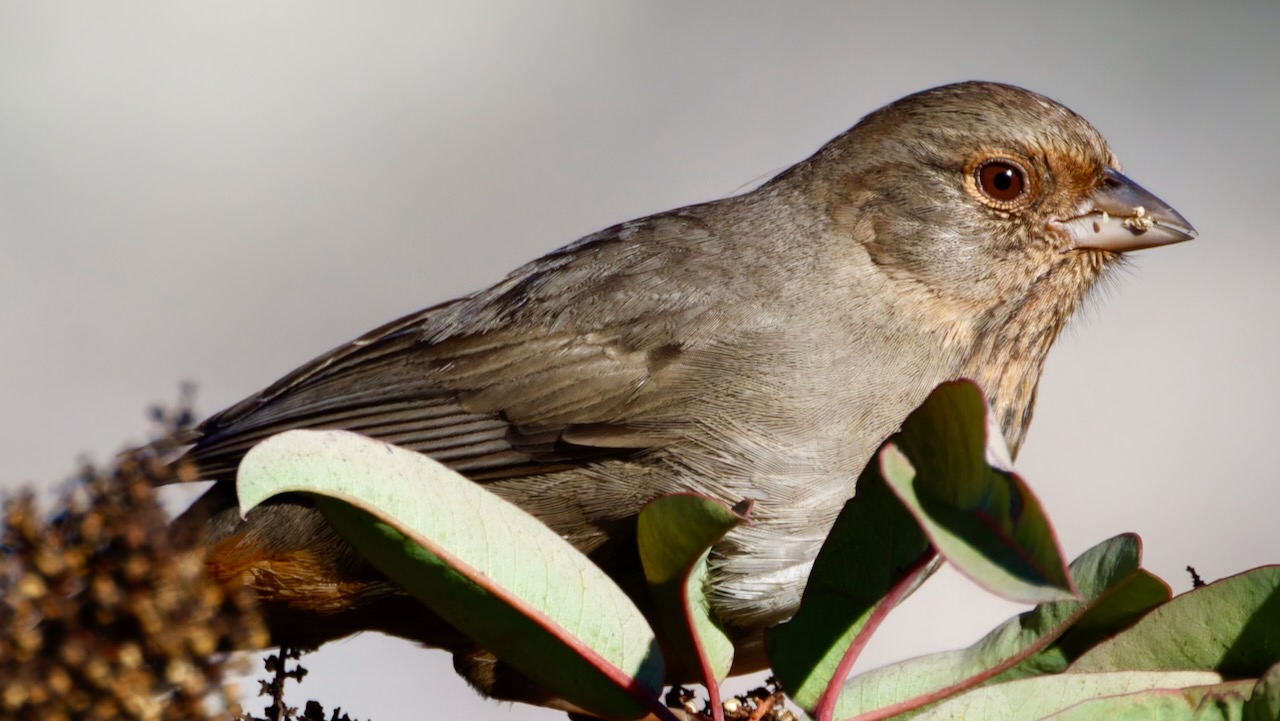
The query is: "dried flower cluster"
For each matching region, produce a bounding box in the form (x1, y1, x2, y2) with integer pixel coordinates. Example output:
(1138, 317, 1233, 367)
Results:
(0, 448, 268, 721)
(0, 388, 370, 721)
(664, 679, 795, 721)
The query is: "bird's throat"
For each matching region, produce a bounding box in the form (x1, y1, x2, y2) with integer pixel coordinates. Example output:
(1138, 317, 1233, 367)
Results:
(959, 250, 1112, 457)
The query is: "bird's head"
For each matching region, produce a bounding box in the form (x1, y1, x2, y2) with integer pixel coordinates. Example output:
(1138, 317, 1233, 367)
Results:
(797, 80, 1195, 313)
(783, 81, 1196, 452)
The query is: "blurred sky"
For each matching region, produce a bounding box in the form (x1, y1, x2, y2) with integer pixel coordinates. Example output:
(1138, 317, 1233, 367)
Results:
(1, 2, 1277, 719)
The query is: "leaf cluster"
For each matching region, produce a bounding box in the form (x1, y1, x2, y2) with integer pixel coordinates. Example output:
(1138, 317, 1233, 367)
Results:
(237, 381, 1280, 721)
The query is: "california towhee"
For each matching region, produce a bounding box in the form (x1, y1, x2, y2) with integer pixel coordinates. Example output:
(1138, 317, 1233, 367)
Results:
(164, 81, 1194, 712)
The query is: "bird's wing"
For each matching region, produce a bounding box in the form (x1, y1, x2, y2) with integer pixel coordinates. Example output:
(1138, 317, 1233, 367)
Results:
(179, 216, 724, 483)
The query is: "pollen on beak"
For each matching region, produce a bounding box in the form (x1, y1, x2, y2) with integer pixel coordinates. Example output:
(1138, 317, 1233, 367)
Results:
(1059, 167, 1197, 252)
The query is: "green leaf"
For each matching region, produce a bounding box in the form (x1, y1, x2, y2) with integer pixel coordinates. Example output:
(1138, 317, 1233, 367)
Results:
(768, 380, 1081, 721)
(237, 429, 667, 721)
(912, 671, 1231, 721)
(1070, 565, 1280, 677)
(1244, 662, 1280, 721)
(764, 460, 936, 717)
(996, 566, 1171, 681)
(1044, 679, 1258, 720)
(826, 534, 1158, 720)
(637, 493, 750, 702)
(881, 380, 1076, 605)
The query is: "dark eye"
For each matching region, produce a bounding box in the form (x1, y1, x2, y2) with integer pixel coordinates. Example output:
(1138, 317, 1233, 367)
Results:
(976, 160, 1028, 204)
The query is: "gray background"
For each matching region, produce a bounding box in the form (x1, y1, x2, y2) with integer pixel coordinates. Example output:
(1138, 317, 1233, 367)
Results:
(1, 2, 1276, 719)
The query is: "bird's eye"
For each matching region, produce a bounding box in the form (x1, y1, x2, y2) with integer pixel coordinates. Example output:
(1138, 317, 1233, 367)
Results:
(976, 159, 1028, 204)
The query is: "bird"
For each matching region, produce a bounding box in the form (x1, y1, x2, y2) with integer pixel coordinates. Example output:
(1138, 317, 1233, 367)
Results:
(162, 81, 1195, 713)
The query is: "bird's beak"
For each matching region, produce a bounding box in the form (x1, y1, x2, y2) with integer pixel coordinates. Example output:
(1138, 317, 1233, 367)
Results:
(1058, 168, 1197, 252)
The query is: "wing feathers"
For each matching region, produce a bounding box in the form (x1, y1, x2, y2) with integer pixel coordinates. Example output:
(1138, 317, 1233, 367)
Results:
(181, 216, 723, 485)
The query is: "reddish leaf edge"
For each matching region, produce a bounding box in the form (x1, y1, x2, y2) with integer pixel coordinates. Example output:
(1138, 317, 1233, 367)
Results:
(673, 496, 753, 721)
(840, 540, 1157, 721)
(813, 548, 940, 721)
(313, 490, 681, 721)
(881, 440, 1080, 604)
